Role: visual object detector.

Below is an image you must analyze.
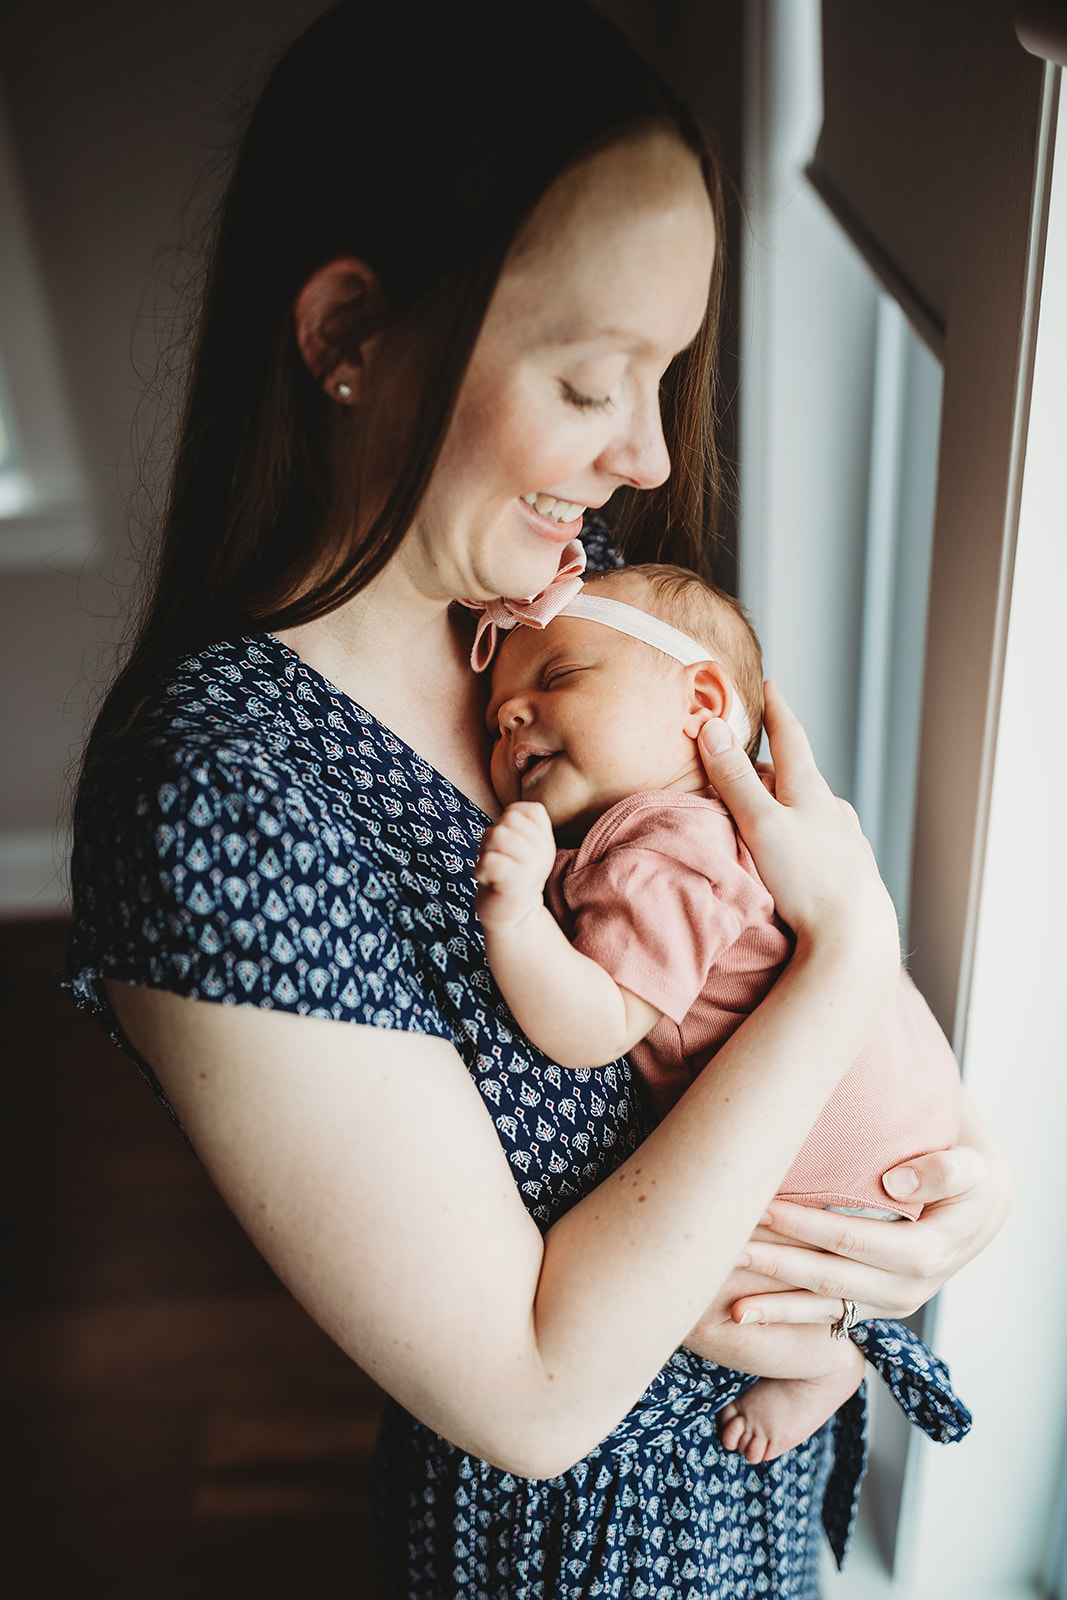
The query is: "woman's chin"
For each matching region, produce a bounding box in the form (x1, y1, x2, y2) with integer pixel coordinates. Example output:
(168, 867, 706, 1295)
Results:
(486, 552, 571, 605)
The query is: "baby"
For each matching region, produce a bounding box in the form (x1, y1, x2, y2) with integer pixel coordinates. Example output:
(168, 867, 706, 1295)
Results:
(473, 561, 962, 1464)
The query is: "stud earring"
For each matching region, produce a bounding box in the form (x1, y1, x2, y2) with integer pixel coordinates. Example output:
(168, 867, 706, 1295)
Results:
(336, 381, 353, 401)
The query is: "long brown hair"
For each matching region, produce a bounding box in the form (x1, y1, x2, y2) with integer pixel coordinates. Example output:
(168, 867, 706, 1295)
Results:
(86, 0, 727, 767)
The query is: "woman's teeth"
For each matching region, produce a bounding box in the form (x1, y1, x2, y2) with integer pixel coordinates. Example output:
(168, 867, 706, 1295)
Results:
(521, 493, 586, 524)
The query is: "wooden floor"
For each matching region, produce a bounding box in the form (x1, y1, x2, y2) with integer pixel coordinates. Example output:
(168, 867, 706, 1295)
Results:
(1, 920, 386, 1598)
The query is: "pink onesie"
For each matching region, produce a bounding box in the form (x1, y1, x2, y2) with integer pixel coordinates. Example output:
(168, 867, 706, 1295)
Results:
(546, 788, 961, 1218)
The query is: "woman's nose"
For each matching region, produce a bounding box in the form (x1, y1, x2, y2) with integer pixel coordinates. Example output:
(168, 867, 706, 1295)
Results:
(600, 388, 671, 491)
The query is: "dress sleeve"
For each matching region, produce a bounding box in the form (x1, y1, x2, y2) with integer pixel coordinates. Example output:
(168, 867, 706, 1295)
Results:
(66, 739, 450, 1039)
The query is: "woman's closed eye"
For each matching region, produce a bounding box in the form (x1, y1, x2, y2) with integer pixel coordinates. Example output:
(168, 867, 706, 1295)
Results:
(560, 379, 613, 413)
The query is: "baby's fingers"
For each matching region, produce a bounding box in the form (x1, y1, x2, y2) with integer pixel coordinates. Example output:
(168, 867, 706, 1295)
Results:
(498, 801, 554, 842)
(473, 845, 513, 885)
(478, 804, 550, 860)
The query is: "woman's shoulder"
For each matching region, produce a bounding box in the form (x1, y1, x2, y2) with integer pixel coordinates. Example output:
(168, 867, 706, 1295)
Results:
(89, 631, 477, 839)
(77, 636, 328, 863)
(66, 631, 484, 1031)
(130, 631, 382, 775)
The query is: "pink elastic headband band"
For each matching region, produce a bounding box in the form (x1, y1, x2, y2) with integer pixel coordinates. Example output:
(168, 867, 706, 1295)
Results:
(558, 593, 752, 748)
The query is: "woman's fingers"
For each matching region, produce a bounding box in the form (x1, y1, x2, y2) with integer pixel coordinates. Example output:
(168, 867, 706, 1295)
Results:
(755, 1202, 905, 1258)
(695, 718, 777, 834)
(730, 1291, 875, 1328)
(732, 1244, 923, 1321)
(881, 1144, 989, 1207)
(729, 1135, 1007, 1332)
(700, 684, 898, 987)
(758, 681, 828, 802)
(739, 1202, 950, 1318)
(754, 1202, 941, 1272)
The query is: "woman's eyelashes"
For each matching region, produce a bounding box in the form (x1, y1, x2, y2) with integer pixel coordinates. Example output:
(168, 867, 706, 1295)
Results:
(559, 379, 613, 413)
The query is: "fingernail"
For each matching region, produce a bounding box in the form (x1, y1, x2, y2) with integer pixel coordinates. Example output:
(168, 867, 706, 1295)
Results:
(738, 1310, 763, 1325)
(883, 1167, 919, 1198)
(735, 1251, 751, 1268)
(700, 718, 733, 754)
(759, 1211, 774, 1226)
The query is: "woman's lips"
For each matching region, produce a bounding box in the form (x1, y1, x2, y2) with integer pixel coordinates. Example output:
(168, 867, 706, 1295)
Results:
(516, 496, 585, 545)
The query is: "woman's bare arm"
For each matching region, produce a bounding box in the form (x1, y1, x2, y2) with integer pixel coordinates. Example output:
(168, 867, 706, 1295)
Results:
(106, 687, 903, 1479)
(110, 901, 887, 1480)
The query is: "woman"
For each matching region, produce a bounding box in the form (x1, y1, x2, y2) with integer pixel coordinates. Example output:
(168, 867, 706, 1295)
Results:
(66, 3, 1007, 1595)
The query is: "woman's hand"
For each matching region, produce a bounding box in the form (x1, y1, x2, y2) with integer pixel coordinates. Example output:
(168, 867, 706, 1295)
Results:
(726, 1095, 1011, 1326)
(697, 683, 899, 994)
(684, 1267, 851, 1379)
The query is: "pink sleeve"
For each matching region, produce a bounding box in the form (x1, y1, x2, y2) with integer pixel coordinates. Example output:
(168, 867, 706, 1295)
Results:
(560, 841, 745, 1023)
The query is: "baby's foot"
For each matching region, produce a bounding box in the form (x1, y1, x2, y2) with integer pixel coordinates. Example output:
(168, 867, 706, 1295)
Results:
(718, 1343, 865, 1464)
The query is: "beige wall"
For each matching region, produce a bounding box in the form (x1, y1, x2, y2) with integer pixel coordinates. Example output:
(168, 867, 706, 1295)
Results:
(0, 0, 332, 908)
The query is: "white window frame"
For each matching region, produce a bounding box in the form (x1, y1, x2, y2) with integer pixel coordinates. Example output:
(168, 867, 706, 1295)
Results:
(0, 84, 93, 570)
(741, 4, 1066, 1594)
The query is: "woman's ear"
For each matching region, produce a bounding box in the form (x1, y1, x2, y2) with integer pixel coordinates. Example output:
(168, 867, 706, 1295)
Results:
(293, 257, 388, 404)
(681, 661, 731, 738)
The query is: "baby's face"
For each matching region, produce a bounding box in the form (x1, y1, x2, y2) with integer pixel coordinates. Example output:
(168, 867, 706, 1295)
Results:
(486, 615, 706, 842)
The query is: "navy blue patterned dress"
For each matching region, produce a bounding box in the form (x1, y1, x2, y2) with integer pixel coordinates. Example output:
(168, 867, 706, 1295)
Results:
(65, 612, 970, 1598)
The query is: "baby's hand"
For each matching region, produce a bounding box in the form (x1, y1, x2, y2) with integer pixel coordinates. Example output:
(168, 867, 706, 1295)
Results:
(474, 802, 557, 932)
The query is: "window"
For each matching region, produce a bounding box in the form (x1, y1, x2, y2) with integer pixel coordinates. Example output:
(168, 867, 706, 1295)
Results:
(0, 85, 92, 569)
(740, 3, 1066, 1592)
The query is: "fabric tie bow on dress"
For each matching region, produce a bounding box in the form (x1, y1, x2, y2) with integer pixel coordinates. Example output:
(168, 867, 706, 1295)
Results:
(460, 540, 588, 672)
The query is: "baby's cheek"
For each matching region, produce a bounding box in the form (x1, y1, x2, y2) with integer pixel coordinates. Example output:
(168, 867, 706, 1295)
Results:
(489, 742, 514, 807)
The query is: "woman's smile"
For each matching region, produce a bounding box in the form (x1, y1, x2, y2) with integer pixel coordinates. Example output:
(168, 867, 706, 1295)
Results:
(518, 493, 589, 544)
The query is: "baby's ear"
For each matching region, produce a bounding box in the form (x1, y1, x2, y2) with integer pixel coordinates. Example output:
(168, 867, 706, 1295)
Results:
(682, 662, 730, 737)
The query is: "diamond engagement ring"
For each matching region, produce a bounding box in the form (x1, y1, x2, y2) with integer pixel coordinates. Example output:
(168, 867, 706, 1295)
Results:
(830, 1299, 860, 1341)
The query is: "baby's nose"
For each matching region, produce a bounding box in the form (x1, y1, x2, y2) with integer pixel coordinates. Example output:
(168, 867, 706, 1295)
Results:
(498, 698, 531, 732)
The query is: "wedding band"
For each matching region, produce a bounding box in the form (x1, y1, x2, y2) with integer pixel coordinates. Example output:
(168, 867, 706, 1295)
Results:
(830, 1298, 859, 1341)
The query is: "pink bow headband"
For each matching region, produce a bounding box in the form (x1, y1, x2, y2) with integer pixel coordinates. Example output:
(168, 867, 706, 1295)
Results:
(461, 543, 752, 747)
(459, 540, 589, 673)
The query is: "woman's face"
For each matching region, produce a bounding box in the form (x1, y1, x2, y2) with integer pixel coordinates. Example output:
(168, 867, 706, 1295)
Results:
(397, 129, 717, 606)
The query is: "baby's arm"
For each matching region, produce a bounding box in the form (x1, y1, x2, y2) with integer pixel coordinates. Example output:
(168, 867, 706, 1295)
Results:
(474, 802, 662, 1069)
